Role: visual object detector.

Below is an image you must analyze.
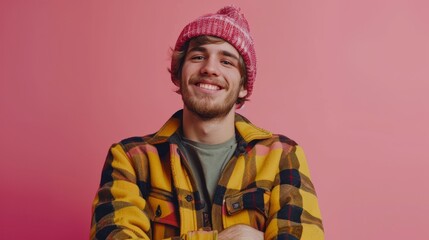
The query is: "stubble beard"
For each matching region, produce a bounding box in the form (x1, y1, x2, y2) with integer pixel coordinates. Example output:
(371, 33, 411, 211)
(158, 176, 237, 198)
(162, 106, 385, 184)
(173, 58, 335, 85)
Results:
(181, 82, 240, 120)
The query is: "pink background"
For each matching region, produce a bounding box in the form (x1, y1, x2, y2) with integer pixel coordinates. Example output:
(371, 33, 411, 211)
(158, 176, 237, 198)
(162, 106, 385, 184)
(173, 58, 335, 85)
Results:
(1, 0, 428, 239)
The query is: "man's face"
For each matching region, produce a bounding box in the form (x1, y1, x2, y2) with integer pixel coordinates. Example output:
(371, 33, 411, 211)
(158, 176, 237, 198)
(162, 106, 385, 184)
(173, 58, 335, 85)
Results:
(178, 40, 247, 119)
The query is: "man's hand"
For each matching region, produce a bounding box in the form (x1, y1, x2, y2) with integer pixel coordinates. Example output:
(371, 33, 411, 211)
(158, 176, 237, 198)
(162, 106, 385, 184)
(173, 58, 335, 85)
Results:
(218, 224, 264, 240)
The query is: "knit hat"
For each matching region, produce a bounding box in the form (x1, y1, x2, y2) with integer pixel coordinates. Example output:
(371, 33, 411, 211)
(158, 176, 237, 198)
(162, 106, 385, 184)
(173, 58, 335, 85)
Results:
(172, 6, 256, 99)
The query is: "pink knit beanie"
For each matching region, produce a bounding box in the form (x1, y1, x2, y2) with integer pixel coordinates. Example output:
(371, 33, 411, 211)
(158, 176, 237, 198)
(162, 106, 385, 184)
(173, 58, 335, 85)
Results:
(172, 6, 256, 99)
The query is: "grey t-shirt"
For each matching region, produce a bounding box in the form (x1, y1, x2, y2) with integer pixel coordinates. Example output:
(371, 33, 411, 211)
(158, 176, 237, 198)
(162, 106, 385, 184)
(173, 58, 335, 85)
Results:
(181, 135, 237, 203)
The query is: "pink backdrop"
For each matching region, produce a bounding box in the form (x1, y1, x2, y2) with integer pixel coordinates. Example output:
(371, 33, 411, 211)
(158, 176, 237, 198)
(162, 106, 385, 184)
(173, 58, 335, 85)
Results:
(1, 0, 428, 239)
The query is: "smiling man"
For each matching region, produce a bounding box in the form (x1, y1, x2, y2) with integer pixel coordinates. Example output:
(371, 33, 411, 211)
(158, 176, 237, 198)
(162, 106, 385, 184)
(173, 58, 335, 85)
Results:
(179, 37, 246, 122)
(91, 6, 324, 240)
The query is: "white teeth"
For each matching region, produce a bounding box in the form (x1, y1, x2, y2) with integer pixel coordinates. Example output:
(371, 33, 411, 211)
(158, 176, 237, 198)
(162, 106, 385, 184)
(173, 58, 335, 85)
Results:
(198, 83, 220, 90)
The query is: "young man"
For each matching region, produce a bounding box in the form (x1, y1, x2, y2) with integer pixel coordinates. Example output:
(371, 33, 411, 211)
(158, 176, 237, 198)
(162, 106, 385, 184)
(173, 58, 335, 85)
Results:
(91, 6, 324, 240)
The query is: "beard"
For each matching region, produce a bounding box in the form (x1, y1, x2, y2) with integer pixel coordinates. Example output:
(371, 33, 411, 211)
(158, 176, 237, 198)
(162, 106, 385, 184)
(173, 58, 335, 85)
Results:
(180, 80, 240, 120)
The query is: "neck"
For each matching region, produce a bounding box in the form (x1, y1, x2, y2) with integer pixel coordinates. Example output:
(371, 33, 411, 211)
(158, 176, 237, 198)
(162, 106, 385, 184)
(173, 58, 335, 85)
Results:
(182, 107, 236, 145)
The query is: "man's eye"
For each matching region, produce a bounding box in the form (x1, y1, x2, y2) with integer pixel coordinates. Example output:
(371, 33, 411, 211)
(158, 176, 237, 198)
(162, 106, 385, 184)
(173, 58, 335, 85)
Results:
(191, 56, 204, 60)
(221, 60, 232, 65)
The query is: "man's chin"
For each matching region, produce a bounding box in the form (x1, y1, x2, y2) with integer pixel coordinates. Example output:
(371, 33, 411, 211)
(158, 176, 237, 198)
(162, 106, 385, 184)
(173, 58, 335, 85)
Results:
(185, 104, 234, 120)
(182, 92, 239, 120)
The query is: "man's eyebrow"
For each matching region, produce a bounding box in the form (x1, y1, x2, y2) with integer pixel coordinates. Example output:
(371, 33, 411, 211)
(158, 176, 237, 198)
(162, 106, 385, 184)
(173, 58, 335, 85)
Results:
(188, 46, 207, 53)
(187, 46, 239, 61)
(220, 50, 239, 61)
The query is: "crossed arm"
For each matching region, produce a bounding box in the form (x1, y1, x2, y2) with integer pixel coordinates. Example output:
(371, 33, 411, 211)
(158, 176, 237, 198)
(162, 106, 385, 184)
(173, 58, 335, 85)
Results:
(91, 144, 324, 239)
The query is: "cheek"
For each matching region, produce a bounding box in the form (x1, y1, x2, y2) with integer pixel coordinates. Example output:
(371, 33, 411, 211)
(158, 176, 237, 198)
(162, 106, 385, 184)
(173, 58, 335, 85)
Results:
(181, 61, 199, 76)
(226, 70, 243, 87)
(180, 65, 188, 80)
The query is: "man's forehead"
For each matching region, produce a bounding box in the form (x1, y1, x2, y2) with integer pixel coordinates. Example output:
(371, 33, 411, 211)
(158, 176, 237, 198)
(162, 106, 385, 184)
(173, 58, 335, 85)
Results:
(187, 38, 240, 57)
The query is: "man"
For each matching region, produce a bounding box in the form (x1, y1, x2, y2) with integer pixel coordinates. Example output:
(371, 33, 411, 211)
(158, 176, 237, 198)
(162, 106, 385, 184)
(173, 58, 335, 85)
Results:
(91, 6, 324, 240)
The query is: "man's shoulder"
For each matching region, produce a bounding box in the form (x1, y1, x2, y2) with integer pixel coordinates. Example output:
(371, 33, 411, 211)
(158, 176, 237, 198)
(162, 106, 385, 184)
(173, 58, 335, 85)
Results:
(109, 110, 182, 152)
(235, 114, 298, 148)
(255, 133, 299, 151)
(114, 133, 158, 150)
(271, 133, 298, 146)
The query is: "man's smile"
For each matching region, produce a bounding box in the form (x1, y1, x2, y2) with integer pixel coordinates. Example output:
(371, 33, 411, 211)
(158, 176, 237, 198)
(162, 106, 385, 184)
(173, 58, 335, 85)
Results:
(197, 83, 221, 91)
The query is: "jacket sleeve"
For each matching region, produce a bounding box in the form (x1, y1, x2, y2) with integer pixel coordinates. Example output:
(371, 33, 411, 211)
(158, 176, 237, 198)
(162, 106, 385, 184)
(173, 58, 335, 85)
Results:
(91, 144, 221, 240)
(90, 143, 152, 240)
(265, 145, 324, 240)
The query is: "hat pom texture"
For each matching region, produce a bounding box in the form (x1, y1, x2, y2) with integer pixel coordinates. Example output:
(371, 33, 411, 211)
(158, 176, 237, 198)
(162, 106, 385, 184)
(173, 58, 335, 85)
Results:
(173, 6, 256, 99)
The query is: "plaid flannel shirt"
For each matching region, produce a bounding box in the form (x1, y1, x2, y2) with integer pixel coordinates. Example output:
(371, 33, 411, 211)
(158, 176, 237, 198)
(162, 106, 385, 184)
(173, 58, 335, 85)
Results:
(91, 110, 324, 240)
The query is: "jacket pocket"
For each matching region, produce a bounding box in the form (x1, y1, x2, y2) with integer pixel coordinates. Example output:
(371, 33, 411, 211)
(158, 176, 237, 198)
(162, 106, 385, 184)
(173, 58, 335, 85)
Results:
(148, 189, 180, 238)
(223, 188, 270, 230)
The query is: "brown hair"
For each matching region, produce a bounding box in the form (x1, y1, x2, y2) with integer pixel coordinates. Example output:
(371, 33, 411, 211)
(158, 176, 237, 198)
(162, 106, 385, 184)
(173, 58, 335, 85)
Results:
(169, 35, 248, 106)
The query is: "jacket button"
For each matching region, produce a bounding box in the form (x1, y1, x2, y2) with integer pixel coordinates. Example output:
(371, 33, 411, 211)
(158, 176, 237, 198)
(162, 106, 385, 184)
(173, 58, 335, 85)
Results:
(185, 195, 193, 202)
(155, 205, 162, 217)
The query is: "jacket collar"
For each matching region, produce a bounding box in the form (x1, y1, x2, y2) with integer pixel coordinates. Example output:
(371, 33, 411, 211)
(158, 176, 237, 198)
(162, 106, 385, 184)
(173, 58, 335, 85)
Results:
(146, 110, 272, 145)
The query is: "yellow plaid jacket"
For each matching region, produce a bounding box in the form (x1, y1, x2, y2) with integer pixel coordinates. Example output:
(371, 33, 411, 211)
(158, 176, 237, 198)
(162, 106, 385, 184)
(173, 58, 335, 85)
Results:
(91, 110, 324, 239)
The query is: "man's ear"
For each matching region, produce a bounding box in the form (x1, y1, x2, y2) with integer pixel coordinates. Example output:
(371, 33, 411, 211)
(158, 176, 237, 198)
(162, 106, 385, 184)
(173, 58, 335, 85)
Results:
(238, 85, 247, 98)
(173, 78, 182, 94)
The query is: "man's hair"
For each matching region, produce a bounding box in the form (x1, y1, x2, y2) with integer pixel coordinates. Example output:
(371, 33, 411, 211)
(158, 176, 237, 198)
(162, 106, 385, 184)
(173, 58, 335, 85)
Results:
(169, 35, 248, 106)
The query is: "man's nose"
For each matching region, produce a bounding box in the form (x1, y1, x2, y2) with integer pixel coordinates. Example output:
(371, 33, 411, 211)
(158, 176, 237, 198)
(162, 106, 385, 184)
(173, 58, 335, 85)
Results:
(200, 57, 220, 76)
